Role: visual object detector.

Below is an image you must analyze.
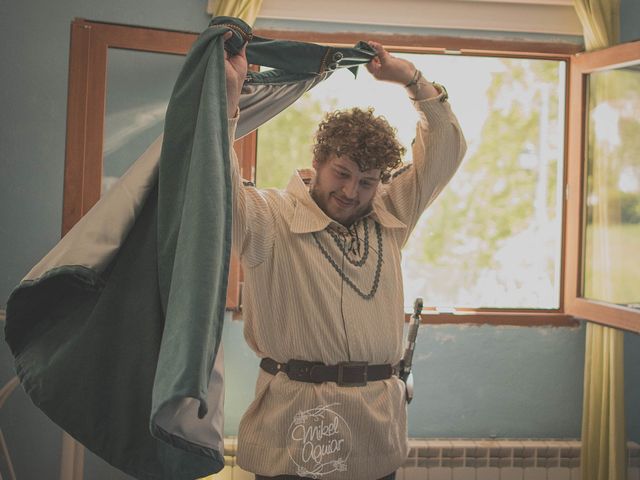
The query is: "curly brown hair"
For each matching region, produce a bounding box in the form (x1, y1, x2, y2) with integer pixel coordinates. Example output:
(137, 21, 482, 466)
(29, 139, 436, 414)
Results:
(312, 107, 405, 183)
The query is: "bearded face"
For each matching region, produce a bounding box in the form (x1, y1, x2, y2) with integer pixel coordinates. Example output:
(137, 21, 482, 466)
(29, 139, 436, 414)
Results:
(310, 155, 381, 227)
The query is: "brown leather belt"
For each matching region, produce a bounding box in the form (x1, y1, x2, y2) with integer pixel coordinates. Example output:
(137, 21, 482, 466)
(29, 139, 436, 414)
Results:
(260, 357, 401, 387)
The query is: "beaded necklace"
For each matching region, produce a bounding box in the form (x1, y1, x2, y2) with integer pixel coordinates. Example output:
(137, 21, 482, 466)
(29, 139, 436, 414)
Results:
(312, 219, 383, 300)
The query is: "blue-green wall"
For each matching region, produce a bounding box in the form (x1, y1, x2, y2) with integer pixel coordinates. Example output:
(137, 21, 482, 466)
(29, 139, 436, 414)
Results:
(621, 0, 640, 42)
(1, 1, 638, 478)
(224, 317, 589, 438)
(224, 316, 640, 441)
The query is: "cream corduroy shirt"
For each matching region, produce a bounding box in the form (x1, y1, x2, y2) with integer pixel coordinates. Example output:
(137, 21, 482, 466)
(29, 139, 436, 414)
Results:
(228, 91, 466, 479)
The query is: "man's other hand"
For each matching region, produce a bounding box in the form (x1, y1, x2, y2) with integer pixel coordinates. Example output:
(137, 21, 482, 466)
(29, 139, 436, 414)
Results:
(366, 41, 440, 100)
(365, 41, 415, 85)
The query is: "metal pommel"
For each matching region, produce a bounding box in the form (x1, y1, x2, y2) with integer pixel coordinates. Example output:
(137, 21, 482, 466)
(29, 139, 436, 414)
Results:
(413, 297, 423, 317)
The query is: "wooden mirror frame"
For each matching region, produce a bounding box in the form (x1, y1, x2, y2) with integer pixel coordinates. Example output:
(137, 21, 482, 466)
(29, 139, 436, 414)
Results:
(63, 19, 254, 313)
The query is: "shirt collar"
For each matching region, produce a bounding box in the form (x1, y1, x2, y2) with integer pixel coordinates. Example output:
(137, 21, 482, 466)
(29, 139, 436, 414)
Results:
(285, 169, 407, 234)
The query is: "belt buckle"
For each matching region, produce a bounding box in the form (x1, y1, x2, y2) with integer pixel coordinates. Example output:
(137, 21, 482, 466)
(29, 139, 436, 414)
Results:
(337, 361, 368, 387)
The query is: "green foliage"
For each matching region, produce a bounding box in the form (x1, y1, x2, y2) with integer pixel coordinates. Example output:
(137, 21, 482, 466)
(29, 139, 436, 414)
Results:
(585, 69, 640, 226)
(621, 192, 640, 223)
(418, 59, 561, 283)
(256, 97, 333, 189)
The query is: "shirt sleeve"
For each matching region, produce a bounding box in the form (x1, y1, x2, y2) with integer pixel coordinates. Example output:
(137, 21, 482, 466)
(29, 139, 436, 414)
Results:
(228, 116, 276, 268)
(379, 93, 467, 247)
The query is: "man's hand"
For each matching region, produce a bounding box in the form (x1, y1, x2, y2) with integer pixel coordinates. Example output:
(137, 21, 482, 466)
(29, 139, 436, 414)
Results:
(223, 31, 248, 118)
(365, 41, 414, 85)
(365, 41, 439, 99)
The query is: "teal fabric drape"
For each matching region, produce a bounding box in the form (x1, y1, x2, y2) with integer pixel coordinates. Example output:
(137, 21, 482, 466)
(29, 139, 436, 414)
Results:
(154, 22, 233, 427)
(4, 17, 374, 480)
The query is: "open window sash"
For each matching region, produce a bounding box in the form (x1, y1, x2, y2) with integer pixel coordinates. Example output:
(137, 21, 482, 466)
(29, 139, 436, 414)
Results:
(564, 40, 640, 333)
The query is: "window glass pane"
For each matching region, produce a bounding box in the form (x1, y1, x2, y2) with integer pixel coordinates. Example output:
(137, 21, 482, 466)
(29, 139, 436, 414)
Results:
(103, 48, 184, 194)
(256, 54, 565, 310)
(583, 64, 640, 309)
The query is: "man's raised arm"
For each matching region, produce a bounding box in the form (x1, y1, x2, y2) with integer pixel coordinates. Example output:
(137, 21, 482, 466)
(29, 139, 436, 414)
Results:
(366, 41, 467, 245)
(223, 32, 276, 267)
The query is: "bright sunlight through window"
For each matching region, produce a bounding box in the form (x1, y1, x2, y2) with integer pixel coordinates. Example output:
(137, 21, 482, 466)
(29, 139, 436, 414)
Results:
(256, 53, 566, 311)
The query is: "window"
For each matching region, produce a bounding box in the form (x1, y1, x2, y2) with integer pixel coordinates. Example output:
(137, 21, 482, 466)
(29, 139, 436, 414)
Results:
(256, 53, 566, 312)
(583, 67, 640, 307)
(565, 41, 640, 332)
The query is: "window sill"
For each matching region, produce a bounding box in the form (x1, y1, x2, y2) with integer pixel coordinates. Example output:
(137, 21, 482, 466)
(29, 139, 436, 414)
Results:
(408, 312, 579, 327)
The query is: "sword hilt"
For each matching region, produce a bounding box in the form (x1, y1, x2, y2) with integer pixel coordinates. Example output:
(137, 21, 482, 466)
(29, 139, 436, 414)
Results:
(407, 298, 423, 344)
(413, 297, 424, 316)
(401, 297, 423, 383)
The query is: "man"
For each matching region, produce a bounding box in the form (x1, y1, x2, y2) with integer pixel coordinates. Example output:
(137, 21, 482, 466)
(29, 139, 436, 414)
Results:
(223, 33, 466, 480)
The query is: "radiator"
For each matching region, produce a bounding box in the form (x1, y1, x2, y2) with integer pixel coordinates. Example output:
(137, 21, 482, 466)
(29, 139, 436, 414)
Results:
(210, 437, 640, 480)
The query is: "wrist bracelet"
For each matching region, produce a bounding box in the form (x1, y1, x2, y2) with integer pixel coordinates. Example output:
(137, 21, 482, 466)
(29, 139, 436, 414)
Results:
(407, 79, 450, 102)
(404, 69, 421, 88)
(431, 81, 449, 102)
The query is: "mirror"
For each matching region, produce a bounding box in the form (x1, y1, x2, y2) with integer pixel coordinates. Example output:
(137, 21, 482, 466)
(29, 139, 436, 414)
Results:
(103, 48, 184, 194)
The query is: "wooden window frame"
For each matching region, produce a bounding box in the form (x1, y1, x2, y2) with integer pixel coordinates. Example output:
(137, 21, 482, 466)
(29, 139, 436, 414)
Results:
(63, 19, 640, 331)
(564, 40, 640, 333)
(251, 29, 582, 328)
